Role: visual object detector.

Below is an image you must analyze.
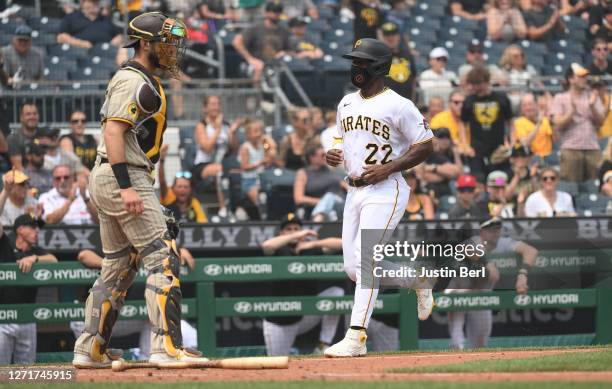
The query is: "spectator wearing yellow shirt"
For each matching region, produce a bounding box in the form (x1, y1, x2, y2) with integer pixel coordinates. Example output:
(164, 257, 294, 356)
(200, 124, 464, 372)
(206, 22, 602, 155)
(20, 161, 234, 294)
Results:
(513, 93, 554, 158)
(430, 91, 473, 156)
(158, 145, 208, 224)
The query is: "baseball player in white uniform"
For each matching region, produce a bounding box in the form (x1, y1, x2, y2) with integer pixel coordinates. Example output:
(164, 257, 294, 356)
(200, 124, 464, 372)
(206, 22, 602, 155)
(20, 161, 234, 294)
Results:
(324, 38, 436, 357)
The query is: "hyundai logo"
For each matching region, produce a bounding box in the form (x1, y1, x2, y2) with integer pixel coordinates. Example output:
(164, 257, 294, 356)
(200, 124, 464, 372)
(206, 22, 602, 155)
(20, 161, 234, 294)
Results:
(234, 301, 252, 314)
(121, 305, 138, 317)
(436, 296, 452, 309)
(514, 294, 532, 306)
(535, 256, 549, 268)
(33, 269, 52, 281)
(316, 299, 335, 312)
(204, 264, 222, 276)
(33, 308, 52, 320)
(287, 262, 306, 274)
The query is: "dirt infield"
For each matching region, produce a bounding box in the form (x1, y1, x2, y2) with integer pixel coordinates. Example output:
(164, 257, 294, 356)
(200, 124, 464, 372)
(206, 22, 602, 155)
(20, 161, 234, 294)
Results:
(75, 348, 612, 383)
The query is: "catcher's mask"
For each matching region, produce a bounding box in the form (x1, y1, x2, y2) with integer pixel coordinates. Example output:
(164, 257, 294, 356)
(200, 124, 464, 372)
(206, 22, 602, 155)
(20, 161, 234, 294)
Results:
(124, 12, 187, 79)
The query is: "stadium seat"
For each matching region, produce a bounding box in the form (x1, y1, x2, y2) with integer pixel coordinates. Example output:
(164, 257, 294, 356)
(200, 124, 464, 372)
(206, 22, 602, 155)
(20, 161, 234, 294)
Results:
(439, 28, 474, 45)
(579, 179, 600, 195)
(90, 42, 118, 59)
(43, 66, 69, 81)
(576, 193, 609, 216)
(438, 195, 457, 212)
(520, 40, 548, 56)
(548, 39, 584, 56)
(0, 34, 10, 46)
(317, 7, 335, 20)
(0, 19, 20, 33)
(179, 126, 196, 172)
(409, 27, 438, 46)
(33, 16, 62, 34)
(48, 43, 89, 60)
(259, 168, 296, 220)
(308, 18, 331, 33)
(557, 180, 579, 197)
(70, 66, 112, 81)
(408, 15, 441, 32)
(562, 15, 588, 31)
(442, 15, 482, 32)
(46, 55, 77, 73)
(32, 31, 57, 46)
(412, 2, 446, 18)
(329, 17, 352, 33)
(324, 29, 353, 45)
(598, 137, 609, 150)
(324, 41, 350, 57)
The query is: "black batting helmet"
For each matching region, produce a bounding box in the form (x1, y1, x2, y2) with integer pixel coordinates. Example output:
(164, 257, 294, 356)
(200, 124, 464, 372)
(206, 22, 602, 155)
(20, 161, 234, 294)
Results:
(343, 38, 392, 77)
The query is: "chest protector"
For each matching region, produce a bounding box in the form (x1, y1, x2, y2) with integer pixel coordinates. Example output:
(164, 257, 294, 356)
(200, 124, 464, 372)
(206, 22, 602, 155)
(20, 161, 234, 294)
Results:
(121, 60, 168, 165)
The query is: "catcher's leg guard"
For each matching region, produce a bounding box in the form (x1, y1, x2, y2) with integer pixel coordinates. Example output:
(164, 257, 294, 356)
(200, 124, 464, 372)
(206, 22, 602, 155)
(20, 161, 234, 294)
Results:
(142, 237, 201, 358)
(76, 247, 139, 361)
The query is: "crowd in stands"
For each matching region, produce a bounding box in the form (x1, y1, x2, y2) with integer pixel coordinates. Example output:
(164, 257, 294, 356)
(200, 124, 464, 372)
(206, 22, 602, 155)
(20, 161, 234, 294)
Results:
(0, 0, 609, 229)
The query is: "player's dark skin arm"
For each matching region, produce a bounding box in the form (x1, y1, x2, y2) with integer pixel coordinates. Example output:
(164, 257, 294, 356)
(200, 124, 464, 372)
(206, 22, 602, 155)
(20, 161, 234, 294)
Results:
(361, 139, 434, 184)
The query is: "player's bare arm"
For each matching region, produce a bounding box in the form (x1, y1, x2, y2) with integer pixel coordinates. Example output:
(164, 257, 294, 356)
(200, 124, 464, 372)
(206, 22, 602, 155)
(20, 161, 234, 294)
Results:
(104, 120, 144, 216)
(325, 149, 343, 167)
(361, 140, 433, 185)
(514, 241, 538, 294)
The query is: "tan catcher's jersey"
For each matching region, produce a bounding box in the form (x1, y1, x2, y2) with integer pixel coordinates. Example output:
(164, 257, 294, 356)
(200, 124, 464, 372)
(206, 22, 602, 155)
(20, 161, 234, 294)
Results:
(336, 88, 433, 178)
(97, 67, 167, 171)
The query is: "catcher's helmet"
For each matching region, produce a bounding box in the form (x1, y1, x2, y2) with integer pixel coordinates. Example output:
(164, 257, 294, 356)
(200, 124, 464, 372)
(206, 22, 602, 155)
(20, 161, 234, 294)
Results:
(123, 12, 187, 78)
(343, 38, 392, 77)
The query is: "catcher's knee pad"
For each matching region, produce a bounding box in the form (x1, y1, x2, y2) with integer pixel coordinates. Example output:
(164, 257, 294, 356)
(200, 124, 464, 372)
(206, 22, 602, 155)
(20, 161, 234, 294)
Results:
(86, 247, 139, 361)
(142, 236, 183, 356)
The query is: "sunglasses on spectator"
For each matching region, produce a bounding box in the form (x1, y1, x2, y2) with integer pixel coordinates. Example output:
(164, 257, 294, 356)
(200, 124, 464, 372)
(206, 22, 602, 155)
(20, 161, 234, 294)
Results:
(176, 171, 192, 179)
(458, 187, 475, 193)
(71, 118, 86, 124)
(54, 175, 72, 181)
(434, 57, 447, 62)
(594, 47, 608, 52)
(451, 100, 464, 105)
(541, 175, 556, 182)
(297, 117, 311, 123)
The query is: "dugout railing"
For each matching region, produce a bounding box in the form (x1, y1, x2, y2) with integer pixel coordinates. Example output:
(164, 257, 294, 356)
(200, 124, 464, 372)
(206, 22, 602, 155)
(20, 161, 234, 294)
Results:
(1, 253, 611, 359)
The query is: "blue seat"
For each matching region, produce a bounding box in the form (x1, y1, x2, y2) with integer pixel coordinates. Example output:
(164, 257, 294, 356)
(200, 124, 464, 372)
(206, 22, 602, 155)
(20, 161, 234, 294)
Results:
(48, 43, 89, 60)
(89, 42, 118, 59)
(0, 19, 21, 33)
(579, 179, 600, 195)
(599, 137, 609, 150)
(179, 126, 196, 171)
(409, 15, 441, 32)
(442, 15, 482, 31)
(576, 193, 609, 216)
(557, 180, 579, 197)
(34, 17, 62, 33)
(520, 40, 548, 56)
(324, 41, 350, 57)
(43, 67, 68, 81)
(438, 195, 457, 212)
(562, 15, 588, 31)
(308, 19, 331, 33)
(324, 29, 353, 45)
(46, 55, 77, 73)
(413, 3, 446, 18)
(548, 39, 584, 56)
(409, 27, 438, 46)
(329, 17, 353, 32)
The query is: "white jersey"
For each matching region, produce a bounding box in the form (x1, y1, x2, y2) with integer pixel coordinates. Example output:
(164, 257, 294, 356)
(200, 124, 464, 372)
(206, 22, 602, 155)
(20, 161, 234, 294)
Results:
(336, 88, 433, 178)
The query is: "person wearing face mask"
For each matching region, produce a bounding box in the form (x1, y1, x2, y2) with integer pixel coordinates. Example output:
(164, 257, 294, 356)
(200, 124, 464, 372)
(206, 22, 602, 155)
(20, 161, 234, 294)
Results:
(232, 1, 291, 85)
(324, 38, 435, 358)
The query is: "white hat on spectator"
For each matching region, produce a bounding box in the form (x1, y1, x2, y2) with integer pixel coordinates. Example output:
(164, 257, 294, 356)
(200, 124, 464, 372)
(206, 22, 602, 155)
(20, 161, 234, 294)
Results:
(429, 47, 449, 60)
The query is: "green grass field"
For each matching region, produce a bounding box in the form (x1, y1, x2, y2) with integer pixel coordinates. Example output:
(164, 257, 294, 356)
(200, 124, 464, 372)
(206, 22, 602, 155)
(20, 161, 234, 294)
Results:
(0, 382, 610, 389)
(390, 348, 612, 374)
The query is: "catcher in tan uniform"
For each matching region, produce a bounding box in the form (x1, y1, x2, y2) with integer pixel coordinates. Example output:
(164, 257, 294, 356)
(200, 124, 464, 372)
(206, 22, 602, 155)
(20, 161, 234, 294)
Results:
(73, 12, 208, 368)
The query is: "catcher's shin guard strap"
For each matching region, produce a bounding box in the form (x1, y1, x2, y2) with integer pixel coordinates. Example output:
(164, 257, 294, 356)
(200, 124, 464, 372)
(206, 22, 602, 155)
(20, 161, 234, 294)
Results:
(143, 237, 180, 277)
(149, 273, 183, 356)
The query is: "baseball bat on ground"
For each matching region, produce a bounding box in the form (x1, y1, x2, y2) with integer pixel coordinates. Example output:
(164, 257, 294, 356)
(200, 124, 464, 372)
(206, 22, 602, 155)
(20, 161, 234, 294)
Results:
(111, 356, 289, 372)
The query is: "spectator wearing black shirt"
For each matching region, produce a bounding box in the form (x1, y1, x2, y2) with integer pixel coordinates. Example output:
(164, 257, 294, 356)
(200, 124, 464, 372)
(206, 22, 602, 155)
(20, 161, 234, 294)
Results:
(0, 213, 56, 365)
(523, 0, 565, 41)
(592, 4, 612, 48)
(260, 214, 343, 356)
(59, 111, 98, 171)
(232, 1, 291, 84)
(450, 0, 489, 20)
(196, 0, 237, 31)
(449, 174, 488, 219)
(421, 128, 463, 198)
(7, 103, 40, 170)
(381, 22, 417, 101)
(461, 66, 513, 176)
(352, 0, 382, 42)
(588, 38, 612, 75)
(289, 17, 324, 60)
(57, 0, 122, 49)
